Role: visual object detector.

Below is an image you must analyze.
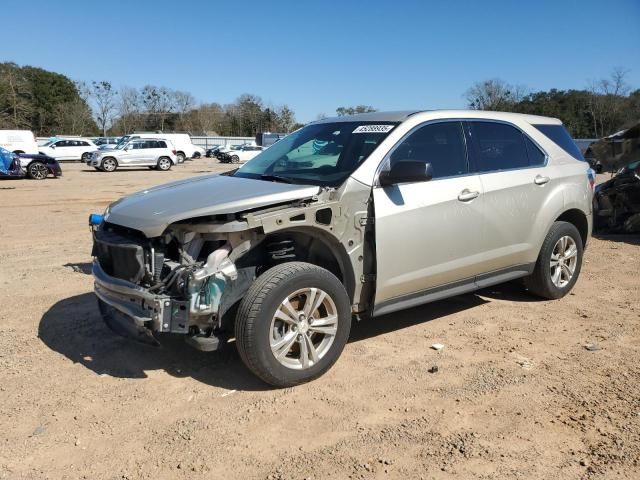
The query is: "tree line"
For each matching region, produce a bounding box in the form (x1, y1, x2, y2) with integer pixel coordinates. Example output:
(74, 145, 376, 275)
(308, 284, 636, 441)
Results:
(464, 69, 640, 138)
(1, 61, 637, 139)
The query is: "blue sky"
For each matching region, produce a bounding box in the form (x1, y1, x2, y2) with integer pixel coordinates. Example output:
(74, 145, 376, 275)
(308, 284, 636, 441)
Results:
(2, 0, 639, 122)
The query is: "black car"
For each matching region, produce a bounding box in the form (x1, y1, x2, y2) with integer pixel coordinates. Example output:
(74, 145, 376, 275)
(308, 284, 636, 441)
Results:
(205, 145, 222, 157)
(0, 148, 62, 180)
(593, 160, 640, 233)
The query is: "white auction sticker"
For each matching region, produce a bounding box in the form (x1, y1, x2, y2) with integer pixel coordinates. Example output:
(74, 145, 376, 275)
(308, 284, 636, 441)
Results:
(352, 125, 394, 134)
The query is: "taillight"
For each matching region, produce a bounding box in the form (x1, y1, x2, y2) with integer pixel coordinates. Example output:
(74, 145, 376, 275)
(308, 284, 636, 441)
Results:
(587, 168, 596, 190)
(172, 150, 177, 155)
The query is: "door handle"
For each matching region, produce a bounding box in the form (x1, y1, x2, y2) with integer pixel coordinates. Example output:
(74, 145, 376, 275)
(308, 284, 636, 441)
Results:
(458, 189, 480, 202)
(534, 175, 550, 185)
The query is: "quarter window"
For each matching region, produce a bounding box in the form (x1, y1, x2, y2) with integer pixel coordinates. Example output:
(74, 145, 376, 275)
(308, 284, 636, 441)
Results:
(469, 122, 529, 172)
(524, 135, 546, 166)
(389, 122, 467, 179)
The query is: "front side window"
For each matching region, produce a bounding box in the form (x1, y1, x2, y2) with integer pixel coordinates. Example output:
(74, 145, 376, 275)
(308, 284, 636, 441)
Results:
(469, 122, 529, 172)
(234, 121, 397, 186)
(388, 121, 467, 179)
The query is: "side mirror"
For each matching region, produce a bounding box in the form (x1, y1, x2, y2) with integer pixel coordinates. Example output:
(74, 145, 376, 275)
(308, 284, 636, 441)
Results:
(50, 144, 56, 149)
(124, 146, 129, 151)
(379, 161, 433, 186)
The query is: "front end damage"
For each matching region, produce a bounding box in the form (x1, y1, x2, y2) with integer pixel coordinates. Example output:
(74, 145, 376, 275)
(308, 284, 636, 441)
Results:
(90, 179, 373, 350)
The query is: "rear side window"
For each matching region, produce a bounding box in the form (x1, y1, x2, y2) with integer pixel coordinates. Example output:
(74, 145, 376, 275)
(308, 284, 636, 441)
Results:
(157, 141, 167, 148)
(469, 122, 529, 172)
(533, 124, 584, 161)
(389, 121, 467, 179)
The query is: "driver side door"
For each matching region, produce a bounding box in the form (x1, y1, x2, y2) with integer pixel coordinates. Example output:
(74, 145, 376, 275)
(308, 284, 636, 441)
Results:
(372, 121, 486, 314)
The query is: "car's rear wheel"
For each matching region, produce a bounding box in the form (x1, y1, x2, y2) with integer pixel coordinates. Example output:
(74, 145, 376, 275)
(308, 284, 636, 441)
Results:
(157, 157, 172, 171)
(101, 157, 118, 172)
(524, 221, 583, 299)
(235, 262, 351, 387)
(231, 155, 240, 163)
(27, 161, 48, 180)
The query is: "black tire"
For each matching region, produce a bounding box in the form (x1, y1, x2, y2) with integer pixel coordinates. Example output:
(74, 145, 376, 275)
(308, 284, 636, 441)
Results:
(524, 221, 583, 299)
(156, 157, 172, 171)
(192, 152, 201, 159)
(235, 262, 351, 388)
(176, 152, 186, 163)
(27, 161, 48, 180)
(81, 152, 91, 162)
(101, 157, 118, 172)
(231, 155, 240, 163)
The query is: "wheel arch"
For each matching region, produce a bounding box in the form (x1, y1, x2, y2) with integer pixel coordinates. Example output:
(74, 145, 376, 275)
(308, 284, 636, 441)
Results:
(240, 226, 356, 303)
(555, 208, 589, 249)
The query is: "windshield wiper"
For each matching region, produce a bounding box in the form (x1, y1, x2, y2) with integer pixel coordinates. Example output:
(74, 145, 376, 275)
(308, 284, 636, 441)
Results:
(260, 174, 294, 184)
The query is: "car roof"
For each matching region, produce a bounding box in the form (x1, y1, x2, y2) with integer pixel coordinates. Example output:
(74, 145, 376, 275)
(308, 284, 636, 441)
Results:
(314, 109, 561, 125)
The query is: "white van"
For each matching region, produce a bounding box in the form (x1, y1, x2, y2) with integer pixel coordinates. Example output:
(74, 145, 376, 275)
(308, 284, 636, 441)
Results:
(0, 130, 39, 155)
(113, 133, 199, 162)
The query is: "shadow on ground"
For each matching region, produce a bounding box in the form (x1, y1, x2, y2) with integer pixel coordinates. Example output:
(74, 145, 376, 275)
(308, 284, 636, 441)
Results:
(593, 233, 640, 246)
(39, 282, 538, 390)
(63, 262, 93, 274)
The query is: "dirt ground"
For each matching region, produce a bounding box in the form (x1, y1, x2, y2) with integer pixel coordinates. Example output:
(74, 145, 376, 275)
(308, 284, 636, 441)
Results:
(0, 160, 638, 480)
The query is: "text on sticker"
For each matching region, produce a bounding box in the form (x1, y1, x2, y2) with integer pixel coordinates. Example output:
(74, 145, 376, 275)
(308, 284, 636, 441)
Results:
(352, 125, 394, 134)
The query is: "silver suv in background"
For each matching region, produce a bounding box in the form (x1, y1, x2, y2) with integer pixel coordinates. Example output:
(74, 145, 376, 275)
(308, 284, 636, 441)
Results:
(88, 138, 177, 172)
(89, 110, 594, 387)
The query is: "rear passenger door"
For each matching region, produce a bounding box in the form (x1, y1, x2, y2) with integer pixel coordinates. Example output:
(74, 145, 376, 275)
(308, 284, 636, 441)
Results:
(373, 121, 487, 308)
(465, 121, 550, 273)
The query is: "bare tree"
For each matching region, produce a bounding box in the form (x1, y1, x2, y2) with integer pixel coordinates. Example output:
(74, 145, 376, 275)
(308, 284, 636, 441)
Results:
(464, 79, 520, 110)
(142, 85, 174, 131)
(172, 90, 196, 131)
(587, 68, 630, 137)
(276, 105, 296, 132)
(336, 105, 377, 116)
(53, 100, 94, 135)
(91, 81, 117, 136)
(117, 86, 141, 135)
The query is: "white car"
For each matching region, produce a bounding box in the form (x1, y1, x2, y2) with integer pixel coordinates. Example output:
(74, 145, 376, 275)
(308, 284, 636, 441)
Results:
(0, 130, 39, 155)
(220, 145, 265, 163)
(87, 137, 177, 172)
(107, 133, 200, 162)
(39, 138, 98, 161)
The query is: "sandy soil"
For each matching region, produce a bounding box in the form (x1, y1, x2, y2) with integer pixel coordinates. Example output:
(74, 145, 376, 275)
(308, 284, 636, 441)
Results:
(0, 160, 638, 480)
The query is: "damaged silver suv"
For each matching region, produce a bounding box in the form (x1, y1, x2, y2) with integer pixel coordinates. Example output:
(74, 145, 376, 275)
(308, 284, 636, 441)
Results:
(90, 110, 594, 387)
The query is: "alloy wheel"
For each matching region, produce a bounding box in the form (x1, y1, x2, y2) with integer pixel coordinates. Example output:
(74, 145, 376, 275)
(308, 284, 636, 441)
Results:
(550, 235, 578, 288)
(29, 163, 48, 180)
(269, 287, 338, 370)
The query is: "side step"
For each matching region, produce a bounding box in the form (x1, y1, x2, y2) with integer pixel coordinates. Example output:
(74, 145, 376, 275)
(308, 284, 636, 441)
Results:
(184, 334, 224, 352)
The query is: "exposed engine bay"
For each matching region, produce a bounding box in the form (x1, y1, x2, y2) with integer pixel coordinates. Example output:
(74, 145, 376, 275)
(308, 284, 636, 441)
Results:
(91, 179, 374, 350)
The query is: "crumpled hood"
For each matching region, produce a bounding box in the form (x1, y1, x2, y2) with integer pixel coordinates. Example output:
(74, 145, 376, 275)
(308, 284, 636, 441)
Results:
(105, 174, 320, 237)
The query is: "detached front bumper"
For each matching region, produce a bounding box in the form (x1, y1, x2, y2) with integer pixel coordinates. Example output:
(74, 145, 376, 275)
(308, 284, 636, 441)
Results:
(93, 260, 190, 344)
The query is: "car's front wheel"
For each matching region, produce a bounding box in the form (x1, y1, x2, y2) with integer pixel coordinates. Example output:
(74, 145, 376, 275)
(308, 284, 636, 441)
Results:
(235, 262, 351, 387)
(27, 161, 48, 180)
(231, 155, 240, 163)
(524, 221, 584, 299)
(156, 157, 172, 171)
(101, 157, 118, 172)
(176, 152, 186, 163)
(81, 152, 91, 162)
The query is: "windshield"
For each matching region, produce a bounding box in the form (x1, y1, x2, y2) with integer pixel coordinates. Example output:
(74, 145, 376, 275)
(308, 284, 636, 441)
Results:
(115, 135, 133, 149)
(233, 121, 397, 186)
